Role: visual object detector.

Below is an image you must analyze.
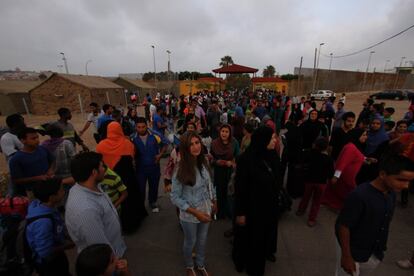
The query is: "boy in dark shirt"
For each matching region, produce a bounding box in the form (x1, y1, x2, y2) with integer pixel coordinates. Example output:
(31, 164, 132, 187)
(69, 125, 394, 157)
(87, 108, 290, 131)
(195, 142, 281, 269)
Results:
(329, 112, 355, 161)
(9, 127, 55, 196)
(296, 137, 334, 226)
(335, 153, 414, 276)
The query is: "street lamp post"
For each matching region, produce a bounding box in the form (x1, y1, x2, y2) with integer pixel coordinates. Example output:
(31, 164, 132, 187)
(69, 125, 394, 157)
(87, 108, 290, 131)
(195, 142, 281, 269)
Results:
(166, 50, 171, 81)
(60, 52, 69, 74)
(85, 60, 92, 75)
(312, 42, 325, 92)
(151, 45, 157, 89)
(329, 53, 333, 71)
(384, 59, 390, 72)
(399, 56, 406, 67)
(362, 51, 375, 91)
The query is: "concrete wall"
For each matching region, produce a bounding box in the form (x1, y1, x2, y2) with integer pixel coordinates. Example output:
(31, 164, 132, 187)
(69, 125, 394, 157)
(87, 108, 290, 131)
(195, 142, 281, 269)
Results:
(289, 68, 413, 96)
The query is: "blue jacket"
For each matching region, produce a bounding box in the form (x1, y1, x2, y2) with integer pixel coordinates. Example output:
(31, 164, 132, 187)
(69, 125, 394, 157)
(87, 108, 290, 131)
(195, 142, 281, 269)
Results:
(25, 200, 65, 263)
(133, 131, 163, 168)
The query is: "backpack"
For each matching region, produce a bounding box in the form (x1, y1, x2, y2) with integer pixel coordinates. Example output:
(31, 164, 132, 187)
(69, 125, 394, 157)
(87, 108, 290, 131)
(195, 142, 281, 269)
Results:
(0, 213, 55, 276)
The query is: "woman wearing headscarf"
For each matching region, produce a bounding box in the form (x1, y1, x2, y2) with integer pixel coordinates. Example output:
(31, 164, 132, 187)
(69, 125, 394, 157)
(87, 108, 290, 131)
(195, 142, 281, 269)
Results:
(356, 115, 390, 184)
(233, 126, 281, 276)
(96, 122, 147, 233)
(210, 124, 240, 219)
(232, 106, 245, 144)
(321, 128, 369, 210)
(300, 109, 328, 151)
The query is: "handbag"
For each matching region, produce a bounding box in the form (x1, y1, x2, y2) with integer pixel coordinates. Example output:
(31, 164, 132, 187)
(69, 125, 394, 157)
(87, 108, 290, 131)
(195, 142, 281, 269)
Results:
(263, 161, 292, 216)
(0, 196, 29, 218)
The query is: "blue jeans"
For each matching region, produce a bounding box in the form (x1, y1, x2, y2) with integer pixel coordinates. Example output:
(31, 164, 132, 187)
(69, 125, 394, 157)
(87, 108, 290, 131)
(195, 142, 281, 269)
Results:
(136, 166, 160, 206)
(180, 220, 210, 268)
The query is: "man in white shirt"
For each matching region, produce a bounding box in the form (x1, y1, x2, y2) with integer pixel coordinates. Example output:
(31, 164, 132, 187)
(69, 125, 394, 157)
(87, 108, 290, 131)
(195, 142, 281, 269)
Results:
(79, 102, 101, 143)
(0, 114, 25, 163)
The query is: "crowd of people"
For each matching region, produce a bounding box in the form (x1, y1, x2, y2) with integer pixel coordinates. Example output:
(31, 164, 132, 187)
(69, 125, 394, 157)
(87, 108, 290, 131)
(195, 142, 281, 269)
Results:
(1, 88, 414, 276)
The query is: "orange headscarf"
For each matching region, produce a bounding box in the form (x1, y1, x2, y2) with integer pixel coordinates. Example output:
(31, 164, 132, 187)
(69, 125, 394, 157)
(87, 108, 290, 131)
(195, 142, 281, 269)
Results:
(96, 122, 135, 169)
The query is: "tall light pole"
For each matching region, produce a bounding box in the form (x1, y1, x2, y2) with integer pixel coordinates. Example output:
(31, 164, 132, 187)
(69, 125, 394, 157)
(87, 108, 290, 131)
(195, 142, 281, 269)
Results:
(85, 60, 92, 75)
(312, 42, 325, 92)
(151, 45, 157, 89)
(60, 52, 69, 74)
(384, 59, 390, 72)
(362, 51, 375, 91)
(399, 56, 406, 67)
(329, 53, 333, 71)
(166, 50, 171, 81)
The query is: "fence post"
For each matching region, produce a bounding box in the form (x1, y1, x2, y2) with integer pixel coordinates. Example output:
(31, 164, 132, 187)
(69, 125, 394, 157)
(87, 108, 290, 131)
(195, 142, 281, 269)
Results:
(78, 94, 84, 115)
(22, 98, 30, 116)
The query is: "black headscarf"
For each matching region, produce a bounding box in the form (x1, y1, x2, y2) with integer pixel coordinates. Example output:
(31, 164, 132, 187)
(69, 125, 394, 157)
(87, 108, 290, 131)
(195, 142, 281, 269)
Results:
(247, 126, 274, 158)
(349, 128, 366, 152)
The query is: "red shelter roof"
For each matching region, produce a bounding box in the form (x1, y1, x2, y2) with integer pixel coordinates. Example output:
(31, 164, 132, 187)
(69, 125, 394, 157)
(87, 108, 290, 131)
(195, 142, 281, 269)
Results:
(212, 64, 259, 74)
(251, 77, 286, 83)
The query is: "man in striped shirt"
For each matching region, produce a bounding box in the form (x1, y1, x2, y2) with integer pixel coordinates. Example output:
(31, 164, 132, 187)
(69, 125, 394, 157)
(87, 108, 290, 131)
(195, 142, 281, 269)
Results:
(100, 166, 128, 213)
(65, 152, 126, 257)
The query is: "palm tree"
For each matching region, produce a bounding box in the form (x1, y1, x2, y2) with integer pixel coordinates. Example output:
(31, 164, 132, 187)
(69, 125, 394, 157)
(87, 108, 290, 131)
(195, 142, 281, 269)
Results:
(263, 65, 276, 77)
(220, 55, 234, 67)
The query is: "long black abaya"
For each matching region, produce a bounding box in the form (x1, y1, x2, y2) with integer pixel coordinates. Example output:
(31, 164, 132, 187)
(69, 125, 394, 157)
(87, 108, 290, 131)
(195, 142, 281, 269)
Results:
(113, 156, 148, 234)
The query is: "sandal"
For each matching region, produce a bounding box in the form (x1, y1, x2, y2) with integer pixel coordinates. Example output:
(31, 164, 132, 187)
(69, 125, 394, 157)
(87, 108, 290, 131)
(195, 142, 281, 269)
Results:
(186, 267, 197, 276)
(196, 266, 210, 276)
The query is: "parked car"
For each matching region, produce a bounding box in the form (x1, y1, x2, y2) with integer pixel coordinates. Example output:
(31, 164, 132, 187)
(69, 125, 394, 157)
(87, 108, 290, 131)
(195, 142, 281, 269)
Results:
(369, 90, 414, 100)
(310, 90, 336, 100)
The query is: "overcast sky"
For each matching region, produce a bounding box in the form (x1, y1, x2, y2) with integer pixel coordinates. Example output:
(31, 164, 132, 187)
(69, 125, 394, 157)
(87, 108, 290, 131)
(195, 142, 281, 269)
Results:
(0, 0, 413, 76)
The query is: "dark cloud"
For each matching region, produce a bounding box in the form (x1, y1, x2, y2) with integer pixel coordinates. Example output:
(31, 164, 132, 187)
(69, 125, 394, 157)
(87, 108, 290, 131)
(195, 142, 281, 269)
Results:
(0, 0, 413, 76)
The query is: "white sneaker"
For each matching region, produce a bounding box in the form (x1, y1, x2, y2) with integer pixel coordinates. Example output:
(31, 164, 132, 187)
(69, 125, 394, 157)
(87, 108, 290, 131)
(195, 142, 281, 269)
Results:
(152, 207, 160, 213)
(396, 259, 414, 269)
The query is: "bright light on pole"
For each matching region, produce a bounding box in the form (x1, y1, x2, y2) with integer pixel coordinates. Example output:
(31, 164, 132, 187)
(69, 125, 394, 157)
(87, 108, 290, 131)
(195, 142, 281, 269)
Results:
(362, 51, 375, 91)
(329, 53, 333, 71)
(60, 52, 69, 74)
(166, 50, 171, 81)
(151, 45, 157, 89)
(312, 42, 325, 92)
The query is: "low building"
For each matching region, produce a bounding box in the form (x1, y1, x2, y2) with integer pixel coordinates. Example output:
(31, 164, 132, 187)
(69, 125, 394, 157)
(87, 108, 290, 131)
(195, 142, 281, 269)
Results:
(251, 77, 288, 92)
(29, 73, 124, 115)
(179, 77, 225, 95)
(113, 77, 155, 103)
(0, 80, 41, 115)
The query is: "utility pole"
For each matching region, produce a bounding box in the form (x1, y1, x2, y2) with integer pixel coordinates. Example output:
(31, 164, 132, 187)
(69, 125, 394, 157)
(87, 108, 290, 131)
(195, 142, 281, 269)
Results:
(60, 52, 69, 74)
(151, 45, 157, 89)
(384, 59, 390, 72)
(312, 43, 325, 93)
(85, 60, 92, 75)
(329, 53, 333, 71)
(166, 50, 171, 81)
(297, 56, 303, 95)
(362, 51, 375, 91)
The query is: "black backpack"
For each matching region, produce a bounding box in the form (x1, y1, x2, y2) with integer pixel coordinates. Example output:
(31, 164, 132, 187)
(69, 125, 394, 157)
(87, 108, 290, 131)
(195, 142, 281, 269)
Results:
(0, 213, 55, 276)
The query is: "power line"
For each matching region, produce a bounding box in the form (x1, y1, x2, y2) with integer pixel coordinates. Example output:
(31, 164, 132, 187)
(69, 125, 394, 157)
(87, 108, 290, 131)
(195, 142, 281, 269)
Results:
(321, 23, 414, 59)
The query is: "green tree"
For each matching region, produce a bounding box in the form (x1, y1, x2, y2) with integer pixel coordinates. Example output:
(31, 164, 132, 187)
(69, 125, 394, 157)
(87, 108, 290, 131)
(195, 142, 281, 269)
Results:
(219, 55, 234, 67)
(263, 65, 276, 77)
(225, 74, 251, 90)
(280, 74, 298, 80)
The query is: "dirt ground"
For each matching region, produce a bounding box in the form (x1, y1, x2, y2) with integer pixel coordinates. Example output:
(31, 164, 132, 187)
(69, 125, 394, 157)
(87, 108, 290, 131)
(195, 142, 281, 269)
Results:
(0, 91, 410, 175)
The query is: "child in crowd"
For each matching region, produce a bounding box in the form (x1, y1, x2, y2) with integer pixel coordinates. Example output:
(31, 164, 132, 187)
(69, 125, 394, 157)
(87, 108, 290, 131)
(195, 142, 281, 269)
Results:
(383, 107, 395, 123)
(26, 178, 74, 276)
(9, 127, 55, 196)
(76, 244, 131, 276)
(100, 165, 128, 213)
(297, 137, 334, 226)
(389, 120, 409, 140)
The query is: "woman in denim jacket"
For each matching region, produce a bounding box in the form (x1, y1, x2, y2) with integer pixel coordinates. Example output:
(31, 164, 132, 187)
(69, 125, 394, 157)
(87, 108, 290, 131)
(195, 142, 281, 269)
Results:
(171, 131, 217, 276)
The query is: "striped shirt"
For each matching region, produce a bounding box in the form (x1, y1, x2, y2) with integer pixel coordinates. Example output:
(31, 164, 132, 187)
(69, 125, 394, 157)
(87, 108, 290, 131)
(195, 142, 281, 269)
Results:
(101, 168, 127, 212)
(65, 184, 126, 257)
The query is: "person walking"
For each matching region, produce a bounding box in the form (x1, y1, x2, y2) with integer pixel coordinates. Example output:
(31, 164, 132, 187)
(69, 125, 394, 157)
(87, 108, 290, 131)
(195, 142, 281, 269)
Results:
(233, 126, 281, 276)
(171, 131, 217, 276)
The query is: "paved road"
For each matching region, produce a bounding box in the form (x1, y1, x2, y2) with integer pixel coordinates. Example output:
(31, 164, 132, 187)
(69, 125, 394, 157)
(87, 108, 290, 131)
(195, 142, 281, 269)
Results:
(68, 158, 414, 276)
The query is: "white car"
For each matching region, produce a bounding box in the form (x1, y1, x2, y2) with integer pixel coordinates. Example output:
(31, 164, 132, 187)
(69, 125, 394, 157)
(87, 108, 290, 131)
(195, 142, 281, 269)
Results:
(310, 90, 336, 100)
